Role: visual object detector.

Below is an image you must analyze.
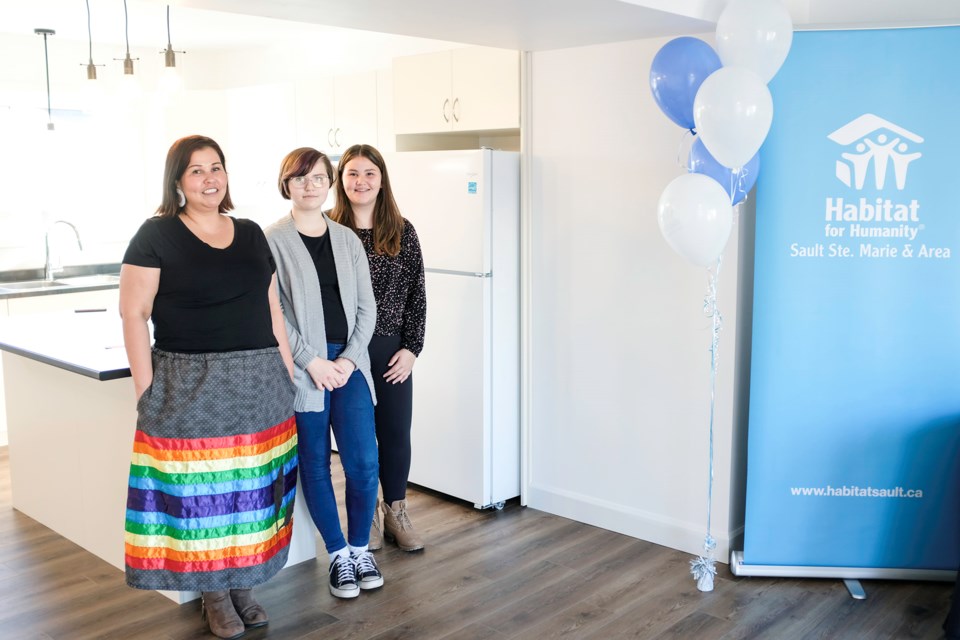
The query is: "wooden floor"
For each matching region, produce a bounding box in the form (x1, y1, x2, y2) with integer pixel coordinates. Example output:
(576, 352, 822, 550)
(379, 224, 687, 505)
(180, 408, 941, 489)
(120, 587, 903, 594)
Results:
(0, 446, 952, 640)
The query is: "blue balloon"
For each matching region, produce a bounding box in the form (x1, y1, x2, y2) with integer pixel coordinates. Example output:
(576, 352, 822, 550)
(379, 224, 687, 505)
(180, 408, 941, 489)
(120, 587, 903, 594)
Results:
(687, 137, 760, 205)
(650, 37, 722, 131)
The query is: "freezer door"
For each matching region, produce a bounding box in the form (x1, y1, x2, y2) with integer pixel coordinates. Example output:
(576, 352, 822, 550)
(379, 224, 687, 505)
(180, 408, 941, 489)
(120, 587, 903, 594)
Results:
(408, 272, 492, 506)
(385, 150, 490, 274)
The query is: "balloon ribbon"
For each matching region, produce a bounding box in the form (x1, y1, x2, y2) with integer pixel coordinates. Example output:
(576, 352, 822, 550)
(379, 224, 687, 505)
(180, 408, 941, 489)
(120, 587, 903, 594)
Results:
(690, 256, 722, 592)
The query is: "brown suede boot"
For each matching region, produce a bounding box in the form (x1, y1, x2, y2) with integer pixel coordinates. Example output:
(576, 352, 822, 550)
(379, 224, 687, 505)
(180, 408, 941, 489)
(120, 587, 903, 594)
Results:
(369, 499, 383, 551)
(201, 590, 245, 639)
(230, 588, 268, 628)
(382, 499, 424, 551)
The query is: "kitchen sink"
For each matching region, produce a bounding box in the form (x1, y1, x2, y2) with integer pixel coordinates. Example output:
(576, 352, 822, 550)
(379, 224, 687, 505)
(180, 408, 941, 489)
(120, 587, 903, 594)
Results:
(58, 274, 121, 286)
(0, 273, 120, 293)
(0, 280, 69, 291)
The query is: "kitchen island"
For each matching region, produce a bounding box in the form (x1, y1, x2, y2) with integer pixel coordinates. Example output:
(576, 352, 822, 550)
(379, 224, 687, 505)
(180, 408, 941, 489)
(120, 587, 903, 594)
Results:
(0, 309, 317, 604)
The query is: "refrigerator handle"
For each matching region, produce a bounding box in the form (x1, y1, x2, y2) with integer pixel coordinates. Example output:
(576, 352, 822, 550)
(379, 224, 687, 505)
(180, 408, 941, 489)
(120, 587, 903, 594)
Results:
(442, 98, 450, 123)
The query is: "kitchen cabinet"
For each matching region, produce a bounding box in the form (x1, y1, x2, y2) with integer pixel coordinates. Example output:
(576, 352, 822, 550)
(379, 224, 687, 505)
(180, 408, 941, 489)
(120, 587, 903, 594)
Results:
(294, 72, 378, 153)
(225, 83, 297, 221)
(393, 47, 520, 135)
(0, 288, 118, 446)
(0, 310, 320, 604)
(0, 300, 5, 446)
(6, 289, 119, 316)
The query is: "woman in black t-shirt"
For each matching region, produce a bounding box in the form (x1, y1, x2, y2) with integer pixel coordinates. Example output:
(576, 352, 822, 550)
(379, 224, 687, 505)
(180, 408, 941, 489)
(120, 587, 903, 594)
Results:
(119, 135, 297, 640)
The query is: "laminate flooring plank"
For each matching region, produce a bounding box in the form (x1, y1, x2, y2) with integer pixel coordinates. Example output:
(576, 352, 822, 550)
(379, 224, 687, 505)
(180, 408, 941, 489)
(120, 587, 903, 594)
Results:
(581, 569, 726, 639)
(463, 518, 590, 581)
(506, 544, 693, 640)
(361, 560, 577, 639)
(504, 601, 619, 640)
(544, 526, 654, 573)
(652, 609, 736, 639)
(309, 566, 492, 640)
(480, 537, 670, 637)
(437, 621, 505, 640)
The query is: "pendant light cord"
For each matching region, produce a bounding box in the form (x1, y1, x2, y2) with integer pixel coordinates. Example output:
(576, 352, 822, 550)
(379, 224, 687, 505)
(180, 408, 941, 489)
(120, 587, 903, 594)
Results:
(42, 33, 52, 124)
(85, 0, 94, 63)
(166, 5, 172, 49)
(123, 0, 131, 57)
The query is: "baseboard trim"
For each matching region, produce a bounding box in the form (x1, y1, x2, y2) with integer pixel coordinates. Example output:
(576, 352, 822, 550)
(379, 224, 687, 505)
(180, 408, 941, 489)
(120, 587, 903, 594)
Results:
(525, 483, 732, 561)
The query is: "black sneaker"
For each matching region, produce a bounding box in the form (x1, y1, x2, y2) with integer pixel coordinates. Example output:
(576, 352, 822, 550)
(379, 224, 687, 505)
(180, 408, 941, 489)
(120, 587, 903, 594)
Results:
(352, 550, 384, 590)
(329, 554, 360, 598)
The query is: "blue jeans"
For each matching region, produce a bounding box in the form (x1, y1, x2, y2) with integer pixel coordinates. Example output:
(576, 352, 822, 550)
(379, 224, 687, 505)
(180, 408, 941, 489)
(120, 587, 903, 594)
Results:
(295, 343, 378, 554)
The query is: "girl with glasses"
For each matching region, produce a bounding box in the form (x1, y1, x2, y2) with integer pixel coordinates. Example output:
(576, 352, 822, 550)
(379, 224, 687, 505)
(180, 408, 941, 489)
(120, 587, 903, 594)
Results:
(264, 147, 383, 600)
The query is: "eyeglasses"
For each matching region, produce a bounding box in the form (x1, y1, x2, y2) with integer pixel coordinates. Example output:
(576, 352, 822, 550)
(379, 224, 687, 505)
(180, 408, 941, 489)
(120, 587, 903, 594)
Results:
(289, 174, 330, 188)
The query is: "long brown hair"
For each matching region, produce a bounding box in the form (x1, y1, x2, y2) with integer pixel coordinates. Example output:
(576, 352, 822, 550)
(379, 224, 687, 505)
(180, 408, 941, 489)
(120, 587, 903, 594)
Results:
(155, 135, 234, 218)
(330, 144, 404, 257)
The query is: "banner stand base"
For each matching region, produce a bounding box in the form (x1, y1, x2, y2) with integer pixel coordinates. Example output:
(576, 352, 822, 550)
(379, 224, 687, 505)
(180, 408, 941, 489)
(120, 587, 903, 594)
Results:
(843, 579, 867, 600)
(730, 550, 957, 585)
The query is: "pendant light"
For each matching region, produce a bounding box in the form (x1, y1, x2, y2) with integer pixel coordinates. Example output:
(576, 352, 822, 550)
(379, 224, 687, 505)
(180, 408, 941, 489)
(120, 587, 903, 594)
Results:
(161, 5, 185, 70)
(159, 4, 185, 93)
(82, 0, 103, 80)
(34, 28, 55, 131)
(117, 0, 138, 76)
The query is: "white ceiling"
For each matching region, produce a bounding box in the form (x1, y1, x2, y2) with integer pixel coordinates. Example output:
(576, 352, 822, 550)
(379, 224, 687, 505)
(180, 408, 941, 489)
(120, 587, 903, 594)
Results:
(4, 0, 959, 54)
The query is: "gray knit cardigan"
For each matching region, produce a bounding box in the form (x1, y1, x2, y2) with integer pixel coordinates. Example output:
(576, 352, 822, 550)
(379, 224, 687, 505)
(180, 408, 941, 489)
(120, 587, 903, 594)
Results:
(264, 213, 377, 412)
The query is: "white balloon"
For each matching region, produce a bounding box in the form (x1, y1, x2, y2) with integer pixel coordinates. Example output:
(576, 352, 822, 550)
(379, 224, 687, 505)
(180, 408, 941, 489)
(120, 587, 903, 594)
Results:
(694, 66, 773, 170)
(657, 173, 733, 267)
(716, 0, 794, 83)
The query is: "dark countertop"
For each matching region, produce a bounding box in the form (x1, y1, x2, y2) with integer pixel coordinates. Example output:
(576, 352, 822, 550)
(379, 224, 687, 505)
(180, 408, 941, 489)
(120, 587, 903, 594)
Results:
(0, 307, 131, 381)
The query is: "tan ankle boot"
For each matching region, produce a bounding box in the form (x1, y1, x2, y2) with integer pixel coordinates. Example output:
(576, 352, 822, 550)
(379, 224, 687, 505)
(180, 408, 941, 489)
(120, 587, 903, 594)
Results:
(230, 588, 268, 628)
(201, 590, 245, 639)
(382, 499, 424, 551)
(369, 499, 383, 551)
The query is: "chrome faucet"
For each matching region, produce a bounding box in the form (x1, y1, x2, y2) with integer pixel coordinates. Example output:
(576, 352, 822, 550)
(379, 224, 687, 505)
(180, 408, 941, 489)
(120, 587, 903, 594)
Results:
(44, 220, 83, 281)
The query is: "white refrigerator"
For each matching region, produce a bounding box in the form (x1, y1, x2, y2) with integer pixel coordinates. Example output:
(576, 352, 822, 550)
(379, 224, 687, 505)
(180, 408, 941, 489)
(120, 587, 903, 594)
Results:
(385, 149, 520, 509)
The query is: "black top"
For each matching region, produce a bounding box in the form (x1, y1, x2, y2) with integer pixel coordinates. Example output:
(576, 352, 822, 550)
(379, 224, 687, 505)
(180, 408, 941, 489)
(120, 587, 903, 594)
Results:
(298, 231, 348, 344)
(355, 219, 426, 356)
(122, 216, 279, 353)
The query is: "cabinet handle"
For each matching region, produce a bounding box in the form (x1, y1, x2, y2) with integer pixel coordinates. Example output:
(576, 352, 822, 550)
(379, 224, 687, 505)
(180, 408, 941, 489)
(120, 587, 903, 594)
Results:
(334, 128, 341, 147)
(453, 97, 460, 123)
(327, 128, 334, 147)
(442, 98, 450, 123)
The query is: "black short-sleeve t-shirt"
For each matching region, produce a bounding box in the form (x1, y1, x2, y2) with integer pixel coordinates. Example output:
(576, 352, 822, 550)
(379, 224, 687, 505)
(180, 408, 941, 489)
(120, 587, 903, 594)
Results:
(122, 215, 278, 353)
(298, 231, 348, 344)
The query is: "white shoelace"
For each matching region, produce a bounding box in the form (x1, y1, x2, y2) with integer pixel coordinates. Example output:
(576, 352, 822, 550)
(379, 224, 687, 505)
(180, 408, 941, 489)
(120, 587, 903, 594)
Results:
(353, 551, 379, 576)
(333, 556, 355, 585)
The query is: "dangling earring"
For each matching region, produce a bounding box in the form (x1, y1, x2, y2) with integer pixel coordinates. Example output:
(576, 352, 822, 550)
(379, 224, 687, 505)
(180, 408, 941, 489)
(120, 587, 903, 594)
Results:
(176, 188, 186, 208)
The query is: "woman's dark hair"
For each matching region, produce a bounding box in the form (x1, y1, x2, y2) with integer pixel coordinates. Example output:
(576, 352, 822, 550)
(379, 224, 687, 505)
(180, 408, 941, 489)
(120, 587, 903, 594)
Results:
(277, 147, 335, 200)
(155, 135, 233, 218)
(329, 144, 404, 257)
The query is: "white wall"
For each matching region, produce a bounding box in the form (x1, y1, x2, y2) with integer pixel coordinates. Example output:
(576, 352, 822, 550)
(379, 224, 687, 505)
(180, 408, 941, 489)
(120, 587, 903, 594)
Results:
(0, 34, 166, 270)
(0, 31, 457, 274)
(527, 36, 749, 559)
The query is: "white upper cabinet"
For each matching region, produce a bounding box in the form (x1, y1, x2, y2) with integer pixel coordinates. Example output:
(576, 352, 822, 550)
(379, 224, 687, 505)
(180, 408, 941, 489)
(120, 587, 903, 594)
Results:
(393, 47, 520, 135)
(225, 83, 297, 221)
(295, 72, 379, 153)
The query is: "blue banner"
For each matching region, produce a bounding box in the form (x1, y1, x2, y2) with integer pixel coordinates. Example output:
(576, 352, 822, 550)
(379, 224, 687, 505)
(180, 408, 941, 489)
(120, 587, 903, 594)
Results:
(744, 27, 960, 570)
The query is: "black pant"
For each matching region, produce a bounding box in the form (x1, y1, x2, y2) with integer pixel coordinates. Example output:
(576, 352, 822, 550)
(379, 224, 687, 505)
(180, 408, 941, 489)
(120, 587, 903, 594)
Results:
(368, 335, 414, 504)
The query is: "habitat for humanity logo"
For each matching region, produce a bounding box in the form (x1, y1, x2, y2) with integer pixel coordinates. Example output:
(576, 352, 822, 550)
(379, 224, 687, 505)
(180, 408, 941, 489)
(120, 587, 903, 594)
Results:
(827, 114, 923, 191)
